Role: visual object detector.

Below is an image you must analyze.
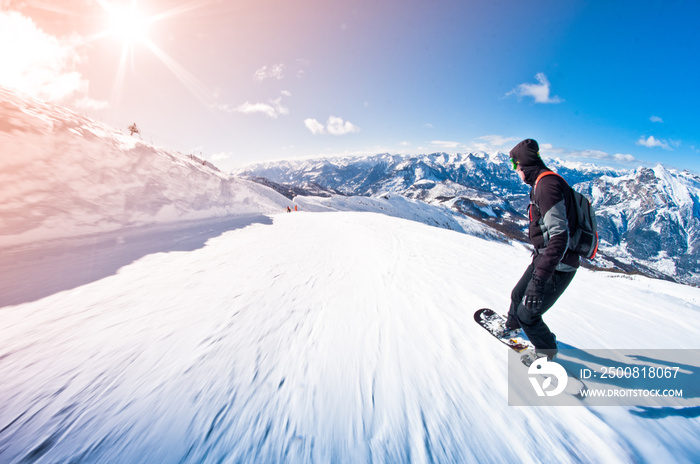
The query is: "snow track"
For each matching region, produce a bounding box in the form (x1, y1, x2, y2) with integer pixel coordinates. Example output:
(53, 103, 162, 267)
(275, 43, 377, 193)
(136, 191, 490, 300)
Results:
(3, 212, 699, 463)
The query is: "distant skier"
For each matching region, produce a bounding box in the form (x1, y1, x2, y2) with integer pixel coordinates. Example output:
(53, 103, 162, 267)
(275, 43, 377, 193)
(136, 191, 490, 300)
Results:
(505, 139, 579, 361)
(128, 123, 140, 136)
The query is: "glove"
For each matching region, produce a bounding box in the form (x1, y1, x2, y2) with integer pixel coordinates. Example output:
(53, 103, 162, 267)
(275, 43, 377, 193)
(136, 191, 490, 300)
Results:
(523, 275, 547, 312)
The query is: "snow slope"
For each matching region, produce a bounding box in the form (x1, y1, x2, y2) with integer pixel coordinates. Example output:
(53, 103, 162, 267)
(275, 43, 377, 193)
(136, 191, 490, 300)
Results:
(293, 192, 505, 242)
(1, 211, 699, 463)
(0, 86, 290, 248)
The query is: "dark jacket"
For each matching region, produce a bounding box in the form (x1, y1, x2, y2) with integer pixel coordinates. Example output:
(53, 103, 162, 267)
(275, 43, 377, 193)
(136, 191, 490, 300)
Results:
(526, 166, 580, 280)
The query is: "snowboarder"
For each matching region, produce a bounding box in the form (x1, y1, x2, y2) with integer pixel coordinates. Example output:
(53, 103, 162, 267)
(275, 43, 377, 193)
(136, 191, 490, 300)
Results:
(505, 139, 579, 361)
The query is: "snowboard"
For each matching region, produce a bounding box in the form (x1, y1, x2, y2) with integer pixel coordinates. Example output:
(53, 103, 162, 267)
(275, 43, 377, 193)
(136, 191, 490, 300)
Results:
(474, 308, 587, 399)
(474, 308, 533, 353)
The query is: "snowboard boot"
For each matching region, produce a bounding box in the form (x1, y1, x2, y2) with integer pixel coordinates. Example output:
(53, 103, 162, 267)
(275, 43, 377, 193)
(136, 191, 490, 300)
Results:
(501, 327, 522, 338)
(502, 312, 522, 338)
(534, 333, 558, 361)
(505, 312, 521, 330)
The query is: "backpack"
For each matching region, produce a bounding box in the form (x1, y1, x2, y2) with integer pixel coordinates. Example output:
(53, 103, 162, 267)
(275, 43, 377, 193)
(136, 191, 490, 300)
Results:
(534, 171, 599, 260)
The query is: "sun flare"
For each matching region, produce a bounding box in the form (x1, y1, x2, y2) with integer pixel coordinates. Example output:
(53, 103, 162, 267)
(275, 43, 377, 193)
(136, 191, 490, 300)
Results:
(108, 4, 149, 44)
(92, 0, 212, 106)
(101, 1, 151, 45)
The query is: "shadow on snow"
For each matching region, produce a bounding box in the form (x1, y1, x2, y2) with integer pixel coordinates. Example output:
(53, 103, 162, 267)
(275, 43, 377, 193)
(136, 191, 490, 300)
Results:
(0, 215, 272, 307)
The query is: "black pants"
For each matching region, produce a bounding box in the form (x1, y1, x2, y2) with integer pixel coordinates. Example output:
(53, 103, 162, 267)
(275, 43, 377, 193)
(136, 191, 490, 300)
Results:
(508, 264, 576, 350)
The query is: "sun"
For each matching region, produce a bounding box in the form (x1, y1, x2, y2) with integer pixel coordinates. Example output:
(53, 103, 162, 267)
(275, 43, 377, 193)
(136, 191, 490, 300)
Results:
(109, 5, 149, 44)
(92, 0, 213, 106)
(102, 1, 151, 44)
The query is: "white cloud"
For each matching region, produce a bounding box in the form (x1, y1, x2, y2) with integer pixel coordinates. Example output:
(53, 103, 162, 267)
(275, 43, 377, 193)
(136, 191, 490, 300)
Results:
(542, 145, 637, 164)
(507, 73, 563, 104)
(562, 148, 637, 164)
(637, 135, 671, 150)
(650, 115, 663, 123)
(304, 116, 360, 135)
(569, 149, 612, 160)
(211, 152, 231, 161)
(326, 116, 360, 135)
(0, 10, 93, 103)
(236, 98, 289, 118)
(613, 153, 636, 162)
(74, 94, 110, 110)
(479, 135, 518, 146)
(304, 118, 326, 135)
(431, 140, 461, 149)
(254, 64, 285, 81)
(471, 135, 518, 152)
(217, 94, 289, 119)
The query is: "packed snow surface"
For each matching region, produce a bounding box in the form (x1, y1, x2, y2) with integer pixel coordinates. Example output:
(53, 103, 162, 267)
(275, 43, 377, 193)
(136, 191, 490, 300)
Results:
(1, 212, 700, 463)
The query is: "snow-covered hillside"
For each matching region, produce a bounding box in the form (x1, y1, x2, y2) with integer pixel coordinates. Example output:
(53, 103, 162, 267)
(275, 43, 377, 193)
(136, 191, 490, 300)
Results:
(236, 153, 700, 285)
(293, 192, 504, 242)
(1, 211, 700, 463)
(2, 88, 700, 464)
(0, 86, 290, 248)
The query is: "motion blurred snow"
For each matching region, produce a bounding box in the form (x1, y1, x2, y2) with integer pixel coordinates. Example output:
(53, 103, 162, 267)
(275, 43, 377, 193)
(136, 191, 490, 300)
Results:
(1, 87, 700, 463)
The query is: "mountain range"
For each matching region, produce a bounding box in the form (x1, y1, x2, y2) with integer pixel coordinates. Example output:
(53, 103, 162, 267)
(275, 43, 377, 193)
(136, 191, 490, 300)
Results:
(236, 153, 700, 286)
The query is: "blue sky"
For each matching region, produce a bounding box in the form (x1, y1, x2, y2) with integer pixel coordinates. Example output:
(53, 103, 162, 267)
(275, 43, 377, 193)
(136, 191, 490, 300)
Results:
(2, 0, 699, 172)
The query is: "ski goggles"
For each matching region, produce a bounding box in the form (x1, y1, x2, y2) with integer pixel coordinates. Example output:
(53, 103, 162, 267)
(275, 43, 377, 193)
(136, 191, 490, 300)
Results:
(510, 158, 518, 170)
